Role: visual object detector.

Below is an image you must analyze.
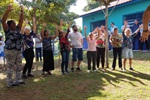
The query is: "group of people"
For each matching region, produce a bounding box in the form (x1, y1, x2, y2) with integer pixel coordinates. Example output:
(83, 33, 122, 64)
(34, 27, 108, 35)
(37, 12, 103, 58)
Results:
(1, 4, 150, 88)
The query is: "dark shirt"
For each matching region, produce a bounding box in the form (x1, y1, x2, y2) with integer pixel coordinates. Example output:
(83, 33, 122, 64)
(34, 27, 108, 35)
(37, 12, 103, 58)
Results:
(122, 32, 137, 49)
(43, 37, 52, 51)
(5, 27, 23, 51)
(131, 23, 140, 37)
(23, 31, 35, 49)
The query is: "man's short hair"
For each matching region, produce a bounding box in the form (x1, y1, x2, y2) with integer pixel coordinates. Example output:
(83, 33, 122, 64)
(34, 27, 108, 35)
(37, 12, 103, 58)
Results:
(72, 25, 76, 28)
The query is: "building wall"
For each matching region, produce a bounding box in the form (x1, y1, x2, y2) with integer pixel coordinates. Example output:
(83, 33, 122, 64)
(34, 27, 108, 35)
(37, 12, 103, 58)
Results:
(82, 0, 150, 34)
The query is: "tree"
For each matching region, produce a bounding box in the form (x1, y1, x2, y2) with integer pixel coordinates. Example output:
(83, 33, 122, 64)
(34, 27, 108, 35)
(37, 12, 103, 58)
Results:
(83, 0, 99, 11)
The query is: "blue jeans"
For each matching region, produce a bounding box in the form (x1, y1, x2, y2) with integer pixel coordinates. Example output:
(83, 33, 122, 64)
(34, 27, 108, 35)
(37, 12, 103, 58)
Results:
(72, 48, 83, 61)
(61, 51, 70, 73)
(35, 48, 42, 61)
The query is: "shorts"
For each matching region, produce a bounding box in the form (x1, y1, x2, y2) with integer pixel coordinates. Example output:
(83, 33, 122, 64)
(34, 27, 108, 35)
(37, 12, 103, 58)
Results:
(123, 47, 133, 58)
(0, 51, 4, 57)
(72, 48, 83, 61)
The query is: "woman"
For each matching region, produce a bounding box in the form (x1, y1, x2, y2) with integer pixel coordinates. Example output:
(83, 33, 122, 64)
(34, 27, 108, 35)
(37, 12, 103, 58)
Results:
(21, 18, 36, 78)
(122, 26, 139, 71)
(2, 5, 25, 87)
(58, 20, 71, 75)
(35, 33, 42, 61)
(41, 23, 58, 75)
(84, 26, 100, 73)
(110, 28, 123, 70)
(96, 26, 106, 71)
(0, 36, 5, 68)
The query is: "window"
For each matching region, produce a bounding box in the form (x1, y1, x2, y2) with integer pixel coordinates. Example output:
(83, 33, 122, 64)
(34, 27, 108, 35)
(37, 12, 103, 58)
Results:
(123, 12, 144, 27)
(90, 20, 105, 32)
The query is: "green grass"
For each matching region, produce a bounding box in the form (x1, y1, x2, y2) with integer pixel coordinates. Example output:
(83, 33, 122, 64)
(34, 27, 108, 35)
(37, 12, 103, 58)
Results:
(0, 51, 150, 100)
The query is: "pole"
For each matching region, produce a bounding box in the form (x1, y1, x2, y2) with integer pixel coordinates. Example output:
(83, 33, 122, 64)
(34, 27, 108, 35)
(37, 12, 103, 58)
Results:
(105, 4, 109, 68)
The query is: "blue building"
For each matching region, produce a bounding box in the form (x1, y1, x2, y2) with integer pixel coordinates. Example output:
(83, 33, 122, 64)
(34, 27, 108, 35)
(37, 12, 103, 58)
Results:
(80, 0, 150, 50)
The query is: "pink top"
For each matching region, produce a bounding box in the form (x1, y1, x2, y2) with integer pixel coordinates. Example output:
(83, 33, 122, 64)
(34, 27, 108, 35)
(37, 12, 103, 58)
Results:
(87, 37, 97, 51)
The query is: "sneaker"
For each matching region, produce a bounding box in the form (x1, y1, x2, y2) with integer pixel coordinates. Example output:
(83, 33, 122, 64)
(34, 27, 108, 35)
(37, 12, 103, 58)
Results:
(71, 68, 74, 72)
(22, 75, 28, 79)
(129, 67, 134, 71)
(102, 68, 106, 71)
(87, 70, 90, 73)
(7, 83, 19, 88)
(47, 71, 52, 75)
(119, 68, 123, 71)
(27, 74, 34, 77)
(123, 68, 126, 71)
(62, 72, 65, 75)
(111, 68, 115, 71)
(65, 70, 69, 74)
(76, 67, 82, 71)
(93, 70, 97, 72)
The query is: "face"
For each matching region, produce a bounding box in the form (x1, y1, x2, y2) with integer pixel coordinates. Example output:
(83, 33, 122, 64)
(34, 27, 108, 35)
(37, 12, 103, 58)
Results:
(111, 23, 114, 27)
(10, 21, 16, 30)
(114, 29, 118, 34)
(89, 33, 93, 39)
(24, 28, 30, 35)
(73, 25, 78, 32)
(134, 20, 138, 25)
(124, 21, 128, 26)
(126, 29, 131, 36)
(45, 30, 50, 37)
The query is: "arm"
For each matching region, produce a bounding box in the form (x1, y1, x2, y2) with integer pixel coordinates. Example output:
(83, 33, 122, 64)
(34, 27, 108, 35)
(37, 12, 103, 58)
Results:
(84, 26, 88, 41)
(95, 27, 100, 40)
(66, 22, 70, 37)
(41, 23, 46, 39)
(33, 17, 36, 33)
(141, 6, 150, 41)
(17, 6, 24, 30)
(21, 19, 28, 34)
(2, 5, 13, 32)
(51, 25, 58, 40)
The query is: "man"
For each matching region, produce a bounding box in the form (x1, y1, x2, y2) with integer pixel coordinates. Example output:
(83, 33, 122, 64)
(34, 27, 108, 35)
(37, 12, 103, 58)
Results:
(141, 5, 150, 41)
(121, 20, 130, 32)
(68, 25, 83, 72)
(131, 20, 140, 50)
(110, 22, 117, 34)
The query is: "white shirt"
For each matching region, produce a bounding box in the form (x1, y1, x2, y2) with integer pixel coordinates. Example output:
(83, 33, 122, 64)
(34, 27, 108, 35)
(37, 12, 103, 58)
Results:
(35, 37, 42, 48)
(68, 32, 83, 48)
(121, 25, 130, 31)
(0, 41, 5, 53)
(110, 25, 117, 33)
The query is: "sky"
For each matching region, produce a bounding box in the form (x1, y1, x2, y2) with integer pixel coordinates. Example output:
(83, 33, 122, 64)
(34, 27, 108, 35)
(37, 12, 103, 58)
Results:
(69, 0, 87, 28)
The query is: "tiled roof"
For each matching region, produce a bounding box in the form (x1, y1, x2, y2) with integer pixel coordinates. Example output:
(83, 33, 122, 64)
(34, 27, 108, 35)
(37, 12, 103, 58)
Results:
(80, 0, 132, 17)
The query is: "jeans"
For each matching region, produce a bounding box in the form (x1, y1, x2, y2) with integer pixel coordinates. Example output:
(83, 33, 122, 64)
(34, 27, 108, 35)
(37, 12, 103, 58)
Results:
(23, 48, 34, 75)
(61, 51, 70, 73)
(87, 51, 96, 70)
(112, 47, 122, 69)
(96, 47, 105, 68)
(72, 48, 83, 61)
(35, 48, 42, 61)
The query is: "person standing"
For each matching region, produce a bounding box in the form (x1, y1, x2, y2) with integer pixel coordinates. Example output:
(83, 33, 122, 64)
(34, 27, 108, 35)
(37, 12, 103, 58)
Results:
(122, 26, 139, 71)
(131, 20, 140, 50)
(58, 20, 71, 75)
(110, 22, 117, 34)
(35, 33, 42, 61)
(121, 20, 130, 32)
(68, 25, 83, 72)
(96, 26, 106, 71)
(2, 5, 25, 87)
(110, 28, 123, 70)
(0, 36, 5, 67)
(21, 18, 36, 78)
(84, 26, 100, 73)
(41, 23, 58, 75)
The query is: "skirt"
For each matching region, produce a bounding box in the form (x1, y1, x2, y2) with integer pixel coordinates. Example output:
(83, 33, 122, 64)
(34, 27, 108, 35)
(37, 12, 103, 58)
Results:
(43, 50, 54, 71)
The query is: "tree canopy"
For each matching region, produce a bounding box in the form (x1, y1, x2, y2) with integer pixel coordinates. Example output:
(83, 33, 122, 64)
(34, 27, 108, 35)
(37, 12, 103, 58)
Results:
(83, 0, 99, 12)
(0, 0, 78, 34)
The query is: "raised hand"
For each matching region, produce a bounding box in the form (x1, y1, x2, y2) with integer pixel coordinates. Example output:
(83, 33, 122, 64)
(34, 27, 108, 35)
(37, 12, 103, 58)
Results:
(140, 31, 150, 42)
(20, 5, 24, 12)
(43, 22, 46, 27)
(84, 26, 87, 30)
(33, 17, 36, 23)
(25, 19, 28, 24)
(60, 20, 63, 25)
(7, 5, 13, 12)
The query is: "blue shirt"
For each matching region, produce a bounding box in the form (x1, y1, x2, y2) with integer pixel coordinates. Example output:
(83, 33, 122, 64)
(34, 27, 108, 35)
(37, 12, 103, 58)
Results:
(42, 37, 52, 51)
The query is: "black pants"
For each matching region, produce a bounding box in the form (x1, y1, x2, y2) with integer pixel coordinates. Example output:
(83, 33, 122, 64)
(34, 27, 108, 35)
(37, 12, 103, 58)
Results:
(61, 51, 70, 73)
(112, 47, 122, 69)
(23, 48, 34, 75)
(139, 40, 149, 50)
(35, 48, 42, 61)
(96, 47, 105, 68)
(87, 51, 96, 70)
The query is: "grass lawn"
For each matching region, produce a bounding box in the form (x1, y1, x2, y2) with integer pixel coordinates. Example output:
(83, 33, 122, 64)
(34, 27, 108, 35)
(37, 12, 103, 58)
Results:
(0, 51, 150, 100)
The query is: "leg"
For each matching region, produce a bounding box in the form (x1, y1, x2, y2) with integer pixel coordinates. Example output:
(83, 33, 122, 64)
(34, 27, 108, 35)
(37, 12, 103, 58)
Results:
(22, 50, 30, 75)
(100, 48, 105, 68)
(96, 47, 100, 68)
(87, 51, 92, 70)
(39, 48, 42, 61)
(123, 58, 127, 69)
(72, 48, 77, 69)
(35, 48, 39, 61)
(145, 40, 149, 50)
(112, 48, 117, 69)
(61, 51, 66, 73)
(27, 49, 34, 75)
(77, 48, 83, 68)
(118, 47, 122, 68)
(92, 51, 96, 71)
(65, 51, 70, 72)
(129, 58, 132, 68)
